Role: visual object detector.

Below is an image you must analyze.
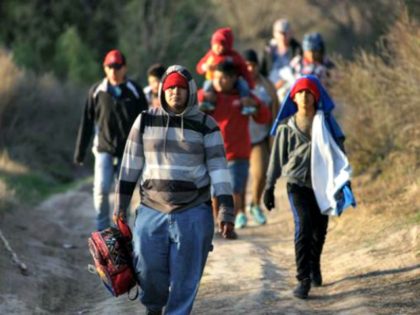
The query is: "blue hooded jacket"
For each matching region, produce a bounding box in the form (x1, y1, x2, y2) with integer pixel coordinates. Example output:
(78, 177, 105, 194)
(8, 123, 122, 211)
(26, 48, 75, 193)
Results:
(270, 75, 345, 142)
(270, 75, 355, 216)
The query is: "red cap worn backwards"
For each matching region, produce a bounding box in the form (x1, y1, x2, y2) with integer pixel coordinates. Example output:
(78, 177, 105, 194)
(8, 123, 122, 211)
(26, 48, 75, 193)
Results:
(290, 77, 320, 102)
(162, 72, 188, 91)
(103, 49, 125, 66)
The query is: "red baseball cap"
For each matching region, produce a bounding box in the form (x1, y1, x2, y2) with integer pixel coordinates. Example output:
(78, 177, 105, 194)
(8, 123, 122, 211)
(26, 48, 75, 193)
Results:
(103, 49, 126, 66)
(162, 72, 188, 91)
(290, 77, 320, 102)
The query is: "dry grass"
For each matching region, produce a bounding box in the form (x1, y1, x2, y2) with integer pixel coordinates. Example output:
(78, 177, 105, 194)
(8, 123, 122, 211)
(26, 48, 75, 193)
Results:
(0, 151, 27, 175)
(0, 49, 85, 181)
(332, 13, 420, 174)
(211, 0, 400, 57)
(0, 49, 87, 210)
(0, 179, 16, 211)
(330, 12, 420, 222)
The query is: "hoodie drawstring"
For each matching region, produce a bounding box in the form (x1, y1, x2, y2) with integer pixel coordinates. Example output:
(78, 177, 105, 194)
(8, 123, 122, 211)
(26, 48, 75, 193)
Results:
(163, 113, 186, 157)
(180, 115, 185, 142)
(163, 114, 170, 157)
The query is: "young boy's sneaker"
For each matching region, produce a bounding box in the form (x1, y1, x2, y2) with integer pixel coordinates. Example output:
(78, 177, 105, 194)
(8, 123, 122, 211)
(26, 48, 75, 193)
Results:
(216, 225, 238, 240)
(241, 105, 257, 116)
(240, 97, 257, 116)
(235, 213, 247, 229)
(250, 205, 267, 225)
(293, 278, 311, 299)
(311, 265, 323, 287)
(224, 229, 238, 240)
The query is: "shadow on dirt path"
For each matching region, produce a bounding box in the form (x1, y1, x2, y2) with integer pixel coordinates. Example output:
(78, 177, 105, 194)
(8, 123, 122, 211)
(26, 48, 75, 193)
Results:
(0, 180, 419, 314)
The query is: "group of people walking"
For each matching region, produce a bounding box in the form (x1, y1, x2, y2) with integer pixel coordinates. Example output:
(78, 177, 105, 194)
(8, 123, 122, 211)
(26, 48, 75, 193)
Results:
(74, 18, 353, 315)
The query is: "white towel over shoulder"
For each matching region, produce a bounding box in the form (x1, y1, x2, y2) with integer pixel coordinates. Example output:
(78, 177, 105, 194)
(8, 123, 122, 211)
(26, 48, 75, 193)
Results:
(311, 110, 352, 215)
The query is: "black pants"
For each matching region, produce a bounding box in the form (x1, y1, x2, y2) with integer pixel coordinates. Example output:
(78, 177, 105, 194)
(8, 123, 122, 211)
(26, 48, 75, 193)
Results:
(287, 183, 329, 281)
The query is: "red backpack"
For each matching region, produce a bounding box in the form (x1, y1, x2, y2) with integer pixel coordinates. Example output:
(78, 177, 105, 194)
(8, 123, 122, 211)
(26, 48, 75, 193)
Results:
(88, 226, 138, 297)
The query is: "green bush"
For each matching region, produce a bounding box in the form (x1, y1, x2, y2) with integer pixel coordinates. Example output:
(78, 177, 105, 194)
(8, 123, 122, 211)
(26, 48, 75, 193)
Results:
(54, 27, 100, 84)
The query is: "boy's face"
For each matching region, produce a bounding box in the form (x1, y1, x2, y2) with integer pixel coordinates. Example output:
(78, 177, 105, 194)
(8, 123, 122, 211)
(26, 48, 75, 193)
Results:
(104, 64, 127, 85)
(303, 50, 323, 63)
(212, 43, 226, 55)
(148, 75, 160, 94)
(293, 89, 316, 116)
(273, 31, 289, 46)
(246, 61, 259, 79)
(212, 70, 236, 93)
(164, 87, 188, 114)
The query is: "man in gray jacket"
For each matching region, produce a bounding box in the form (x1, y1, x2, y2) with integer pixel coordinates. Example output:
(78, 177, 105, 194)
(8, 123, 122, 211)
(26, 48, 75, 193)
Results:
(113, 65, 235, 315)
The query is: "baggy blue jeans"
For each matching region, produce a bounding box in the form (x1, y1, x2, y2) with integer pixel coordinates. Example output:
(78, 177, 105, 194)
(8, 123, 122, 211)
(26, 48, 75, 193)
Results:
(93, 151, 121, 230)
(132, 203, 214, 315)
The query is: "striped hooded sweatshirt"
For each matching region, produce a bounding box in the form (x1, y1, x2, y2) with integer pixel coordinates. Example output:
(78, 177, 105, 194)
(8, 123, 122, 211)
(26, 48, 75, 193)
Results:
(114, 65, 235, 223)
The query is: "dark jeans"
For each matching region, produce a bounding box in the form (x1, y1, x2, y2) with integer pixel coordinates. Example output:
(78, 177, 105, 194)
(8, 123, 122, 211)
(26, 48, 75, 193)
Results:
(287, 183, 329, 281)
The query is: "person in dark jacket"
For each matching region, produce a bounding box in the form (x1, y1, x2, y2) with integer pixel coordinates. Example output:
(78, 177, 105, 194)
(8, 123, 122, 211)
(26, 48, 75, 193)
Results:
(261, 19, 302, 90)
(74, 49, 148, 231)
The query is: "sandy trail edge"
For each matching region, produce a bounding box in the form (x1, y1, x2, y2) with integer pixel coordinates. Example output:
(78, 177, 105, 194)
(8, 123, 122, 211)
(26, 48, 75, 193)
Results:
(0, 180, 419, 314)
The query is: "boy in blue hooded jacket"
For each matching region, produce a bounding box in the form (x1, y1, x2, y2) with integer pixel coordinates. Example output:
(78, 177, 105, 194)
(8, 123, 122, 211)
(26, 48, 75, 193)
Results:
(263, 76, 351, 299)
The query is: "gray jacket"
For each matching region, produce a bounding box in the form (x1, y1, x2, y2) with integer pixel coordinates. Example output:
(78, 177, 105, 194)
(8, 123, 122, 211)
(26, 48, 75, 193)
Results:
(266, 116, 312, 189)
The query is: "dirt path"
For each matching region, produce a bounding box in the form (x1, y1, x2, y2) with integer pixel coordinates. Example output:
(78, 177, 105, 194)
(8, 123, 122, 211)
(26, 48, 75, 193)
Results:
(0, 180, 419, 314)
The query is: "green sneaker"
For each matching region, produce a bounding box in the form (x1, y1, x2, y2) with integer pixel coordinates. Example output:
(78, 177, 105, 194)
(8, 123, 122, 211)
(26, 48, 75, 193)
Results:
(235, 213, 247, 229)
(250, 205, 267, 225)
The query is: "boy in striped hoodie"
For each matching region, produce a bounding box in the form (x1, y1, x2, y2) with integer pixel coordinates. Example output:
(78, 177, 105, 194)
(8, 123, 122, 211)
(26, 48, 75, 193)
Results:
(113, 65, 235, 315)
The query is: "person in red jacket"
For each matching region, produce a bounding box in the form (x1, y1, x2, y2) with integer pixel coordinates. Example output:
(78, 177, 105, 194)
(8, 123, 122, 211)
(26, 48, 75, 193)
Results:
(196, 27, 255, 115)
(198, 61, 271, 236)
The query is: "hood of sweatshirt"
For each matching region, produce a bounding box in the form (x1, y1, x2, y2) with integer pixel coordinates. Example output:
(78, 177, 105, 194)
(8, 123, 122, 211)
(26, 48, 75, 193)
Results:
(270, 74, 344, 141)
(159, 65, 200, 118)
(211, 27, 234, 53)
(158, 65, 201, 148)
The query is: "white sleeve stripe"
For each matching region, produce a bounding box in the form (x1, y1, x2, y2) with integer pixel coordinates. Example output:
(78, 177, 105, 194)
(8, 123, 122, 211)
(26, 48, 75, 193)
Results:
(209, 169, 231, 184)
(126, 81, 140, 99)
(122, 156, 144, 170)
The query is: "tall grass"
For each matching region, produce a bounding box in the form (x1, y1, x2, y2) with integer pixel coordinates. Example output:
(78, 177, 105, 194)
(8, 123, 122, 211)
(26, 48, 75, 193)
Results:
(331, 13, 420, 218)
(0, 49, 85, 182)
(332, 13, 420, 176)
